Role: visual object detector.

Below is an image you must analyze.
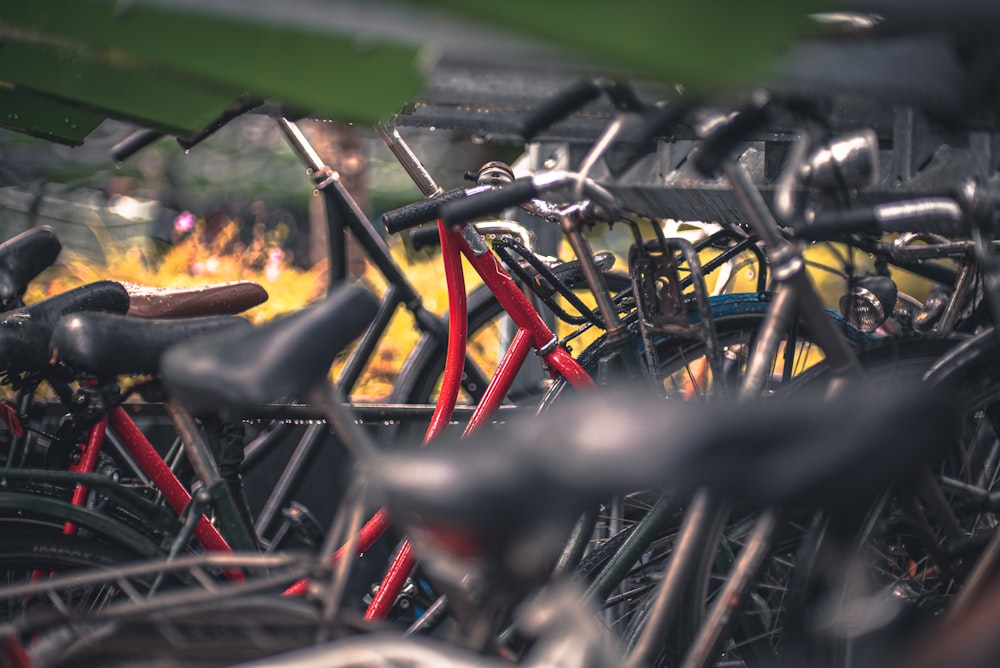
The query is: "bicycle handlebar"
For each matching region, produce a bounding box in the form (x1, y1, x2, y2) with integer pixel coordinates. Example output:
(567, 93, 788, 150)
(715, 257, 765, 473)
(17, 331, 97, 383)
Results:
(110, 129, 167, 163)
(439, 177, 540, 228)
(800, 198, 966, 240)
(433, 171, 617, 229)
(109, 98, 263, 164)
(381, 186, 475, 234)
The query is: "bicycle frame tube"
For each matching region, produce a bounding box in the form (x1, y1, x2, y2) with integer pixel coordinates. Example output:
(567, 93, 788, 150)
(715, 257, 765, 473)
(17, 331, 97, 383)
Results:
(62, 417, 107, 535)
(363, 228, 597, 620)
(106, 407, 232, 553)
(278, 118, 447, 397)
(457, 229, 596, 434)
(360, 222, 471, 619)
(424, 223, 467, 441)
(462, 328, 534, 434)
(720, 158, 862, 381)
(284, 220, 469, 601)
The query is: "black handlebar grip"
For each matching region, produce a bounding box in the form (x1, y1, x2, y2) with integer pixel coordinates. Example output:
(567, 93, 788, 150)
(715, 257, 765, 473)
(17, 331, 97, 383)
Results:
(409, 224, 442, 252)
(410, 223, 441, 250)
(797, 209, 882, 241)
(382, 188, 469, 235)
(440, 178, 539, 228)
(110, 129, 165, 163)
(521, 79, 603, 140)
(801, 199, 967, 240)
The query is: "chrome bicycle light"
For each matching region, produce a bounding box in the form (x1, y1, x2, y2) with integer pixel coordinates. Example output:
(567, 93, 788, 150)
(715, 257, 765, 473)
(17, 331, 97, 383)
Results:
(839, 275, 898, 333)
(801, 129, 879, 192)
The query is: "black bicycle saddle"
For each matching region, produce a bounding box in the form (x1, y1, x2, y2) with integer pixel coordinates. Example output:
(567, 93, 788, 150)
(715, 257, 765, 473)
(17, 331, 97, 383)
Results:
(0, 226, 62, 305)
(0, 280, 129, 383)
(161, 283, 378, 413)
(51, 312, 252, 378)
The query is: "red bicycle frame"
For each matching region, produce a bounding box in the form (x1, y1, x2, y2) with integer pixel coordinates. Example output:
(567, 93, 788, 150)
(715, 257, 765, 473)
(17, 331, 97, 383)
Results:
(62, 405, 233, 554)
(363, 222, 595, 619)
(284, 216, 596, 611)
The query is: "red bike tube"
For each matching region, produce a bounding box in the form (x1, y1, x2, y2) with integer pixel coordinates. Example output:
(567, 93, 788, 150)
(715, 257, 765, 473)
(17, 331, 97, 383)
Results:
(287, 221, 472, 602)
(362, 222, 470, 618)
(462, 328, 534, 436)
(464, 243, 554, 346)
(363, 231, 599, 619)
(545, 344, 597, 390)
(364, 540, 417, 620)
(423, 222, 468, 441)
(461, 328, 596, 436)
(63, 418, 107, 534)
(282, 507, 393, 596)
(107, 407, 232, 554)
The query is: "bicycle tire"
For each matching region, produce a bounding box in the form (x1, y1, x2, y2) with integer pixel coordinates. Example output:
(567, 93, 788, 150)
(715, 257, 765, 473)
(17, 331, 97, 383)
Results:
(541, 294, 850, 662)
(0, 526, 146, 630)
(0, 494, 166, 559)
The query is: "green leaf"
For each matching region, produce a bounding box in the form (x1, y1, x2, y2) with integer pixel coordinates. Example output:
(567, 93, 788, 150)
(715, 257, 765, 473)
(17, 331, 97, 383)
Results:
(406, 0, 824, 91)
(1, 0, 426, 127)
(0, 86, 104, 145)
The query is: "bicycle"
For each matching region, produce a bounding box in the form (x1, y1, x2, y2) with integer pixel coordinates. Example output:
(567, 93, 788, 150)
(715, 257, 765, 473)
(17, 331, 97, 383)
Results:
(0, 363, 958, 668)
(110, 112, 599, 550)
(420, 83, 1000, 668)
(0, 284, 381, 659)
(2, 110, 622, 636)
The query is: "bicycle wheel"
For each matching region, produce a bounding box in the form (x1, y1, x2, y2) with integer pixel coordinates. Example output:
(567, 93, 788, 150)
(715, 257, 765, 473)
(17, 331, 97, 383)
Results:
(693, 335, 965, 668)
(784, 333, 1000, 668)
(539, 294, 846, 658)
(544, 292, 867, 407)
(0, 527, 145, 627)
(0, 493, 166, 559)
(560, 328, 954, 668)
(545, 291, 854, 540)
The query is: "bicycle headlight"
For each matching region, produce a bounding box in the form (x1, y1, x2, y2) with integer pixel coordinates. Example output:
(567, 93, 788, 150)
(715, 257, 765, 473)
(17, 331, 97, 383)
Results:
(839, 275, 898, 333)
